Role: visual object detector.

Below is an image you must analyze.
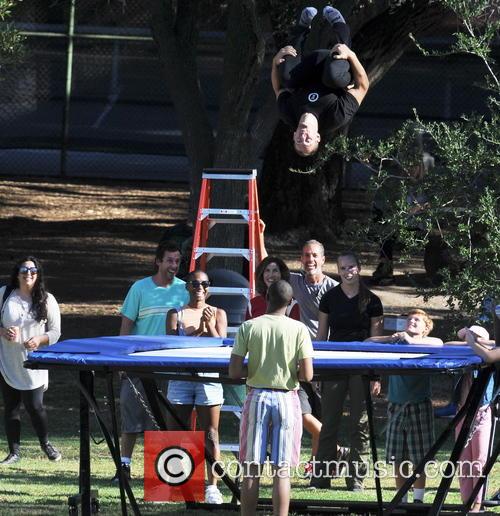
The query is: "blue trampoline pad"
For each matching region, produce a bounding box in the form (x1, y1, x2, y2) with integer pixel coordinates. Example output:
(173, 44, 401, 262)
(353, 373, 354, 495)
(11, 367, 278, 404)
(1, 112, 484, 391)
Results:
(25, 335, 484, 373)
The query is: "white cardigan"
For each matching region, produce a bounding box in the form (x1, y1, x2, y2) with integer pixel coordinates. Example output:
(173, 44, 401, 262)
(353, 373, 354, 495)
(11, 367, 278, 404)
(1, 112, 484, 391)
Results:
(0, 287, 61, 390)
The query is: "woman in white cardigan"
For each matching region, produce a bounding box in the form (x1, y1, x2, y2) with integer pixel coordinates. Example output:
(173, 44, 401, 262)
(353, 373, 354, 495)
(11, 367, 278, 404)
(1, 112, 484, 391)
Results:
(0, 256, 61, 465)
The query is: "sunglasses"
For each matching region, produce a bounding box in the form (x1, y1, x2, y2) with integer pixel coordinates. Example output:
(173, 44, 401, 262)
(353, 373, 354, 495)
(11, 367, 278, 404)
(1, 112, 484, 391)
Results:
(19, 266, 38, 275)
(188, 280, 210, 289)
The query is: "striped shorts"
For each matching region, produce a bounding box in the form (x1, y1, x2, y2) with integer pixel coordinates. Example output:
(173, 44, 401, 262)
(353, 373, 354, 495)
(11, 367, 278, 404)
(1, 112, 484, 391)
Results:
(239, 388, 302, 467)
(385, 399, 435, 465)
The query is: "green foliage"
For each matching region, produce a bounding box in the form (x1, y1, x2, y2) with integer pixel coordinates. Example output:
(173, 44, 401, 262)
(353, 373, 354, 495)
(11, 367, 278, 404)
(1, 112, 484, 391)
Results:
(0, 0, 24, 68)
(337, 0, 499, 318)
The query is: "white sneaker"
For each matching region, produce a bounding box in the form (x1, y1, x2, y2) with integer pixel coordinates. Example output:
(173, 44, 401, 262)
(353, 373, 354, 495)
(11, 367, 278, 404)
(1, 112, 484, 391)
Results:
(205, 485, 223, 504)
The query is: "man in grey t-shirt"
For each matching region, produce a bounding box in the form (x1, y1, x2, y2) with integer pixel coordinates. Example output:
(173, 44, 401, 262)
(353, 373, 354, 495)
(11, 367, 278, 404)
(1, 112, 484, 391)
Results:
(289, 239, 339, 468)
(289, 239, 338, 339)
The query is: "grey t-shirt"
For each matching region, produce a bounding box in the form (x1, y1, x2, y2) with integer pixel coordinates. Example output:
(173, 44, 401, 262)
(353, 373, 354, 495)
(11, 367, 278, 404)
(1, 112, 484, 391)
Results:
(289, 271, 338, 339)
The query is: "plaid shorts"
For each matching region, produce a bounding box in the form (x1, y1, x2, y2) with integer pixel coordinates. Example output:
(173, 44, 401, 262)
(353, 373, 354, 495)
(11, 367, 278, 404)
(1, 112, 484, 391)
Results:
(385, 399, 434, 465)
(239, 388, 302, 467)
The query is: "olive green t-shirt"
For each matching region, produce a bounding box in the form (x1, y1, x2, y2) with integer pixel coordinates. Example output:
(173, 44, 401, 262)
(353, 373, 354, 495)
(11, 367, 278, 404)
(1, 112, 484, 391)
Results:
(232, 314, 313, 391)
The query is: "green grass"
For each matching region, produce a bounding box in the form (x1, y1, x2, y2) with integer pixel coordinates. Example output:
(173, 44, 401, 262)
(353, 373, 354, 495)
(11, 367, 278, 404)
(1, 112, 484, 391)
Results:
(0, 371, 499, 514)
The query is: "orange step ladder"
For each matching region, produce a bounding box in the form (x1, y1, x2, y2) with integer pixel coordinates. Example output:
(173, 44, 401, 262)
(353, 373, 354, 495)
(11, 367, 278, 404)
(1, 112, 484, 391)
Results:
(188, 168, 266, 443)
(189, 168, 267, 303)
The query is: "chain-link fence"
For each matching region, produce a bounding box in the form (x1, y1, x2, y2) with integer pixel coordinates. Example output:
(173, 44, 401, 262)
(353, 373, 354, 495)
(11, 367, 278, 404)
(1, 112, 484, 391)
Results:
(0, 1, 497, 182)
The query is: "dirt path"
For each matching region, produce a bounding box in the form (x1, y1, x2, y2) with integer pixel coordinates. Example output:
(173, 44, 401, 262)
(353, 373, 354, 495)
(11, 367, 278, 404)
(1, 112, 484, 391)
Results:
(0, 177, 449, 341)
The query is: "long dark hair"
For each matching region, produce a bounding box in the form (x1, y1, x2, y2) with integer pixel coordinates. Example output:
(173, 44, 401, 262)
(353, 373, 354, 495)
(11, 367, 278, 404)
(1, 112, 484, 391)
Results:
(337, 252, 371, 315)
(255, 256, 290, 296)
(9, 256, 48, 322)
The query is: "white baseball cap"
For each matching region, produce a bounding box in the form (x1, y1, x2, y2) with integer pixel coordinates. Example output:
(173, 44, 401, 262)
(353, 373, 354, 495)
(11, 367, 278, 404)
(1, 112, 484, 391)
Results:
(468, 325, 490, 340)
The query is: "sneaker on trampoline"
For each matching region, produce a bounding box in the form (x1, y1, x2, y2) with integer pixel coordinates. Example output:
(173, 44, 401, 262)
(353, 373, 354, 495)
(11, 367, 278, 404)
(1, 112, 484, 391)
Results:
(205, 485, 223, 504)
(434, 402, 457, 418)
(323, 6, 345, 25)
(0, 452, 20, 465)
(298, 7, 318, 28)
(111, 463, 131, 483)
(41, 442, 62, 462)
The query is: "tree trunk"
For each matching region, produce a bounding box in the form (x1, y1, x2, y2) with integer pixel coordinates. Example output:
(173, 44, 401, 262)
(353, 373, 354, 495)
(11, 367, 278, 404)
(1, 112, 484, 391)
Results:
(205, 0, 269, 272)
(260, 121, 345, 237)
(150, 0, 215, 216)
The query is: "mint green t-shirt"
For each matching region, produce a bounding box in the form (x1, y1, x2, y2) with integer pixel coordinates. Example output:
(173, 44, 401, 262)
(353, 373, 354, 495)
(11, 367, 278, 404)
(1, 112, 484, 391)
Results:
(232, 314, 313, 391)
(121, 276, 189, 336)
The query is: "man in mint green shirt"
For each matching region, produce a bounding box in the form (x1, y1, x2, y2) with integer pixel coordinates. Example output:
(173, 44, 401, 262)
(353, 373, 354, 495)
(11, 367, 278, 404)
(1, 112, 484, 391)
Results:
(114, 240, 189, 482)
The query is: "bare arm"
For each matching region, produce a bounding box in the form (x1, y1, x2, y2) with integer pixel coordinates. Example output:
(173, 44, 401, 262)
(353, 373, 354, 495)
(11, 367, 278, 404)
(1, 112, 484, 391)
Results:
(166, 309, 178, 335)
(466, 330, 499, 363)
(365, 335, 394, 343)
(298, 357, 314, 382)
(120, 315, 135, 336)
(214, 308, 228, 338)
(316, 311, 329, 341)
(405, 334, 443, 345)
(332, 43, 369, 106)
(271, 46, 296, 97)
(370, 316, 384, 337)
(368, 315, 384, 395)
(229, 353, 247, 380)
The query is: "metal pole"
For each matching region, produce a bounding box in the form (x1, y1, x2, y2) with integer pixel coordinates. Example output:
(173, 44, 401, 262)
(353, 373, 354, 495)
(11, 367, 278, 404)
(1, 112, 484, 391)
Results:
(79, 371, 92, 516)
(60, 0, 76, 177)
(106, 372, 129, 516)
(363, 375, 383, 516)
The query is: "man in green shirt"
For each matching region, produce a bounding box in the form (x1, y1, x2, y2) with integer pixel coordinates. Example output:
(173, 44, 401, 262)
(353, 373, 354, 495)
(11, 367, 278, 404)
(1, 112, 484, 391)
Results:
(229, 280, 314, 516)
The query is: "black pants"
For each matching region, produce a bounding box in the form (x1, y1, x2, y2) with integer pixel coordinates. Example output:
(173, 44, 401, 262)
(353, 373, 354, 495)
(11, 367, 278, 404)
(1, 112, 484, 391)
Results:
(279, 22, 352, 90)
(0, 372, 49, 453)
(316, 376, 370, 467)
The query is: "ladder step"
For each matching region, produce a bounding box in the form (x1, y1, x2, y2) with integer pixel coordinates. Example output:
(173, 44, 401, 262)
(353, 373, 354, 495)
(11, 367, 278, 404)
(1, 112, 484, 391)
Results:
(201, 208, 251, 221)
(207, 218, 249, 226)
(220, 405, 243, 414)
(219, 443, 240, 452)
(203, 168, 257, 181)
(195, 247, 250, 260)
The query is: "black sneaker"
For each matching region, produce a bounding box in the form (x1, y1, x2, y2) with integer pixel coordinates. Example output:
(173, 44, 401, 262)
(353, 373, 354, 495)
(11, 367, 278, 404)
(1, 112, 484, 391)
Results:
(111, 463, 131, 483)
(0, 452, 20, 465)
(41, 442, 62, 462)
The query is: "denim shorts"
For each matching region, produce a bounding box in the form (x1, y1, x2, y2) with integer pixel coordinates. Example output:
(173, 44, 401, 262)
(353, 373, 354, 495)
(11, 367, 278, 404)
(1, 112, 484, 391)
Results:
(167, 380, 224, 406)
